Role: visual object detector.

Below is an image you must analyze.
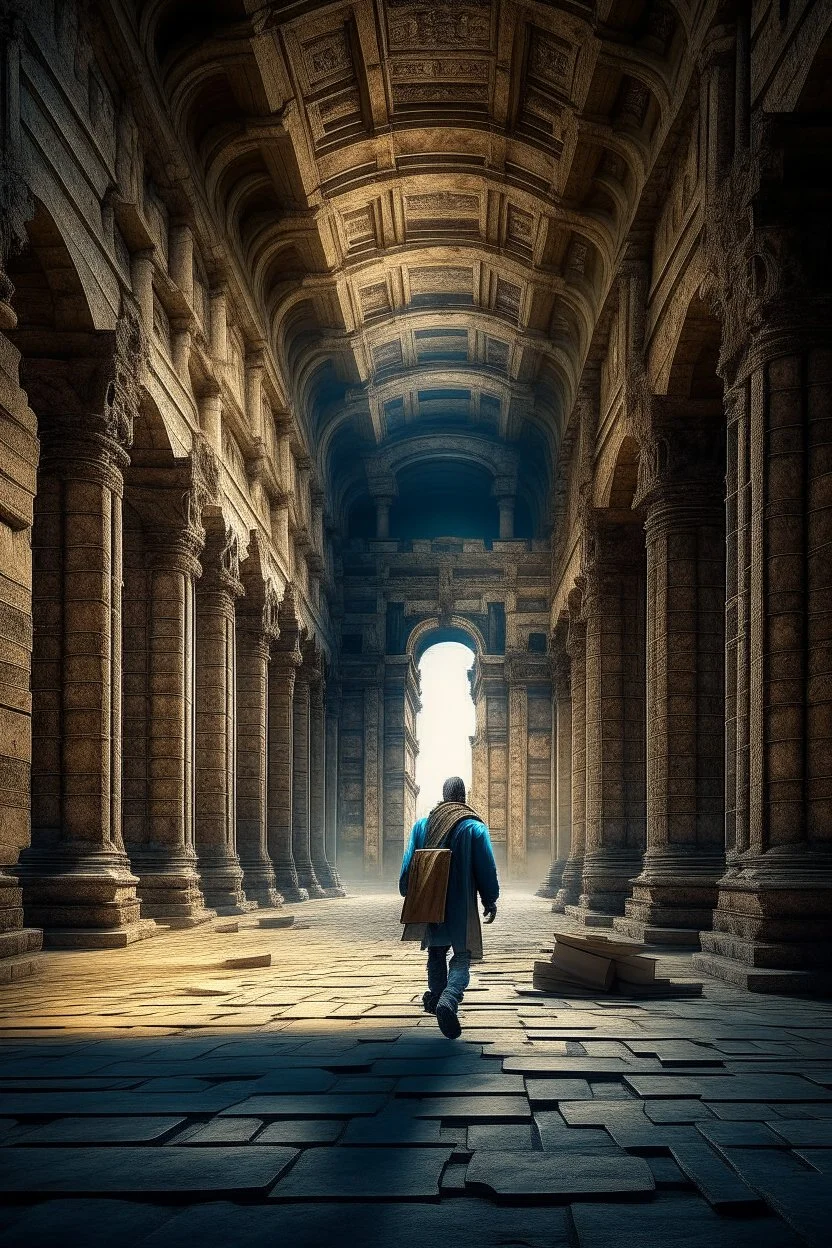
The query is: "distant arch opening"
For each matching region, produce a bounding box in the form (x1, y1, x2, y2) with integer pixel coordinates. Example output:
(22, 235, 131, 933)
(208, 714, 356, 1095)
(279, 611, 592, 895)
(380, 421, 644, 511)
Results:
(414, 641, 476, 818)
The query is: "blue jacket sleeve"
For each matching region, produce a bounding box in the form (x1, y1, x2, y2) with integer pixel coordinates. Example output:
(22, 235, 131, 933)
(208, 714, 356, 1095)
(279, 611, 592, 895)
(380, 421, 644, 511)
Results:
(471, 821, 500, 909)
(399, 820, 420, 897)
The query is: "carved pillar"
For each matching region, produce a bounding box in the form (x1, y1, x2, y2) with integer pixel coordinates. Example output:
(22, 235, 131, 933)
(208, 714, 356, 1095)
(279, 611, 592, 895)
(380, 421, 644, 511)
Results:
(577, 523, 646, 922)
(268, 638, 307, 901)
(692, 157, 832, 990)
(382, 655, 420, 874)
(194, 525, 251, 913)
(236, 589, 282, 908)
(127, 527, 214, 926)
(324, 685, 345, 894)
(543, 639, 573, 909)
(506, 665, 528, 878)
(309, 673, 343, 895)
(560, 595, 586, 908)
(616, 432, 725, 944)
(469, 659, 489, 821)
(21, 414, 153, 946)
(292, 658, 325, 898)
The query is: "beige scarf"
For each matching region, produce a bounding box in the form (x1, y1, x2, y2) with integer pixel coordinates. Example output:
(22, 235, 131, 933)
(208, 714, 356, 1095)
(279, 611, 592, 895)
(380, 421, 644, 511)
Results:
(425, 800, 483, 848)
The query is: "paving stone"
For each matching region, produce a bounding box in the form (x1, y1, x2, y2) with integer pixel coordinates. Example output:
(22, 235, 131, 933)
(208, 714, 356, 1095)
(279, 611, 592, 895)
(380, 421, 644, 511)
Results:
(524, 1078, 592, 1103)
(137, 1197, 572, 1248)
(625, 1075, 831, 1102)
(767, 1120, 832, 1147)
(644, 1099, 715, 1123)
(7, 1116, 186, 1145)
(465, 1149, 654, 1200)
(791, 1149, 832, 1172)
(669, 1142, 764, 1210)
(256, 1120, 343, 1145)
(571, 1195, 803, 1247)
(394, 1073, 524, 1096)
(0, 1146, 298, 1194)
(269, 1145, 454, 1200)
(0, 1199, 176, 1248)
(407, 1095, 531, 1121)
(340, 1114, 444, 1145)
(647, 1155, 691, 1188)
(468, 1123, 534, 1150)
(503, 1057, 652, 1075)
(218, 1095, 387, 1118)
(697, 1121, 785, 1147)
(0, 1090, 256, 1116)
(249, 1070, 337, 1093)
(723, 1149, 832, 1247)
(440, 1161, 469, 1193)
(173, 1119, 262, 1145)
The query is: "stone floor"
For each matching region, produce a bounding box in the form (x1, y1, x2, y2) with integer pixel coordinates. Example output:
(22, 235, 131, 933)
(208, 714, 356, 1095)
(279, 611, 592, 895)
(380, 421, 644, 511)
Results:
(1, 889, 831, 1247)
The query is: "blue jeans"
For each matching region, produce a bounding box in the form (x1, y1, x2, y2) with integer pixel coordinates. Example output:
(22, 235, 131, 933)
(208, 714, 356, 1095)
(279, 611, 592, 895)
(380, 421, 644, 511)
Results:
(427, 946, 471, 1013)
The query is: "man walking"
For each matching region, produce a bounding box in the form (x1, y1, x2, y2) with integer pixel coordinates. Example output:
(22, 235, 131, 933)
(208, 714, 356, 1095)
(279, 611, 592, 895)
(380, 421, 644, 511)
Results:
(399, 776, 500, 1039)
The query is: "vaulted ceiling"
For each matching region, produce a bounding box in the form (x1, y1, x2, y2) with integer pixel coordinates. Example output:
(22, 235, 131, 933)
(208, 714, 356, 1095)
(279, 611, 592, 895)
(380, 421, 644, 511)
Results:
(145, 0, 691, 536)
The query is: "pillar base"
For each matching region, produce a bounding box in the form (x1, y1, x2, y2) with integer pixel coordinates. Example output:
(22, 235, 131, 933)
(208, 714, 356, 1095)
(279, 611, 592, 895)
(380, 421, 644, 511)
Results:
(577, 849, 643, 917)
(274, 866, 309, 903)
(239, 859, 284, 909)
(691, 852, 832, 994)
(17, 846, 157, 946)
(537, 859, 566, 900)
(196, 854, 256, 914)
(553, 858, 583, 911)
(0, 872, 43, 979)
(313, 862, 346, 897)
(296, 866, 326, 899)
(563, 904, 615, 928)
(127, 847, 217, 928)
(612, 851, 723, 946)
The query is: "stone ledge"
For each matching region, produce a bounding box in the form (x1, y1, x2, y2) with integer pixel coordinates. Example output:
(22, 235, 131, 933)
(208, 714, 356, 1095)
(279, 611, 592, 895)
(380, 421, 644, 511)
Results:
(691, 950, 832, 995)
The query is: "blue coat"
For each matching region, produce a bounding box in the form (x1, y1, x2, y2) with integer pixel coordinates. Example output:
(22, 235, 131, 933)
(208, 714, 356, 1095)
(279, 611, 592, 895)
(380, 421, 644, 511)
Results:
(399, 816, 500, 959)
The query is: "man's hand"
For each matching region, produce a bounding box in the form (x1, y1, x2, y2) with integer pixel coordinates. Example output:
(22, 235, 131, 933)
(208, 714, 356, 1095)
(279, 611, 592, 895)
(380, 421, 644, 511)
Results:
(483, 904, 497, 924)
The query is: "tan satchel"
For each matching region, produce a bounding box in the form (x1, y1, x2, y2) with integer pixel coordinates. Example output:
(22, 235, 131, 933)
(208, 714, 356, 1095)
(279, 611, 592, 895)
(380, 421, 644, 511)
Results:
(399, 847, 452, 925)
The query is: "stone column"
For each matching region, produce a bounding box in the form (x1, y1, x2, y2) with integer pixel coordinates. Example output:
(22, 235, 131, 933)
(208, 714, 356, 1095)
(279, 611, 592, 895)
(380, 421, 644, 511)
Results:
(236, 591, 282, 908)
(547, 644, 573, 910)
(194, 525, 251, 913)
(560, 596, 586, 908)
(576, 524, 646, 923)
(292, 660, 325, 898)
(691, 177, 832, 990)
(324, 687, 345, 893)
(21, 416, 152, 947)
(127, 528, 213, 926)
(267, 641, 307, 901)
(309, 674, 343, 895)
(616, 433, 725, 944)
(0, 284, 42, 975)
(506, 667, 528, 877)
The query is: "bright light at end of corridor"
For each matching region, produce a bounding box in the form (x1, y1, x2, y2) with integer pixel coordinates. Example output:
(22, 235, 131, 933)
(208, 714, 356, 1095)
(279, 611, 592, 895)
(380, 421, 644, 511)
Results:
(415, 642, 476, 818)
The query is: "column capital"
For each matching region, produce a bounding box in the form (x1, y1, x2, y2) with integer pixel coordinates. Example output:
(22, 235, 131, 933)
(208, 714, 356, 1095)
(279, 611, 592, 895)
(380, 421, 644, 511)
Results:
(634, 424, 723, 518)
(145, 527, 204, 579)
(199, 522, 244, 599)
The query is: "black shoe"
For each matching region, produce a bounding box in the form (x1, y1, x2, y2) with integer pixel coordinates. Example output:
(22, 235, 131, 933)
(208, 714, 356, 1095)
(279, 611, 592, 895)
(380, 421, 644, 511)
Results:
(422, 991, 437, 1015)
(436, 1001, 461, 1039)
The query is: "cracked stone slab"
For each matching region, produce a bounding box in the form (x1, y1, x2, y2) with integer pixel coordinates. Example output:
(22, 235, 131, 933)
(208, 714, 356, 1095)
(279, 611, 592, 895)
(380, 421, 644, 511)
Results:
(465, 1149, 655, 1200)
(6, 1116, 186, 1145)
(696, 1121, 785, 1147)
(0, 1146, 298, 1194)
(173, 1119, 263, 1145)
(268, 1145, 454, 1200)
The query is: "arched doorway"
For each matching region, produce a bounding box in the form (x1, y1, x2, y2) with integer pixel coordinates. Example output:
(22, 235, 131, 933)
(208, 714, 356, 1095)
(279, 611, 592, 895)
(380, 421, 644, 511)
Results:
(414, 641, 476, 818)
